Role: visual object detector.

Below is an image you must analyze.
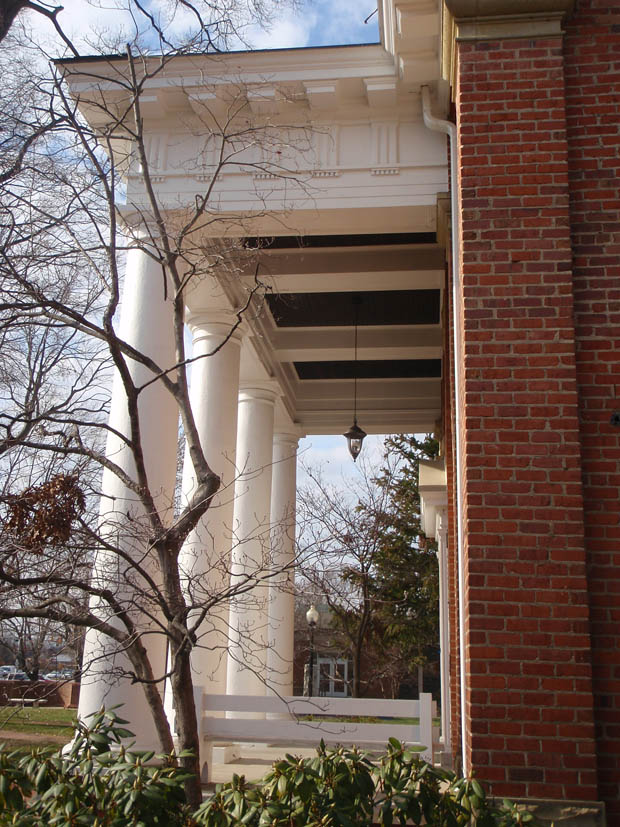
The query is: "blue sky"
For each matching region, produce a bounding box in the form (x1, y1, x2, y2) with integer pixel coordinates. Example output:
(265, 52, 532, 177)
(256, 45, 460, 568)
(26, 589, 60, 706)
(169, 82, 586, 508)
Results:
(24, 0, 380, 54)
(248, 1, 380, 50)
(299, 1, 379, 47)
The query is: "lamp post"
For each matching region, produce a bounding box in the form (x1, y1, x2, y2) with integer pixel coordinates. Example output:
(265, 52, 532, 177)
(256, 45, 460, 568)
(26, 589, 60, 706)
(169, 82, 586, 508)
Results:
(306, 604, 319, 698)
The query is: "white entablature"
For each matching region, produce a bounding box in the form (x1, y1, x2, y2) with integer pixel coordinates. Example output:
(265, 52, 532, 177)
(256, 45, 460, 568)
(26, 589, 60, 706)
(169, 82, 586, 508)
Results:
(64, 34, 447, 237)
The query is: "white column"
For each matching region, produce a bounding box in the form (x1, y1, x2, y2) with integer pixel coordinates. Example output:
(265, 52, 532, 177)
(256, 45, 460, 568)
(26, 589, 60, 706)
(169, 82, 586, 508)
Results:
(266, 432, 299, 705)
(436, 508, 451, 756)
(178, 311, 242, 694)
(226, 383, 277, 707)
(78, 245, 178, 752)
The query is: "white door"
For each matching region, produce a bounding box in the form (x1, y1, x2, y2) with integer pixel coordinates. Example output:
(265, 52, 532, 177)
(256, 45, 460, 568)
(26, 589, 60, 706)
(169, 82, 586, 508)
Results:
(317, 657, 348, 697)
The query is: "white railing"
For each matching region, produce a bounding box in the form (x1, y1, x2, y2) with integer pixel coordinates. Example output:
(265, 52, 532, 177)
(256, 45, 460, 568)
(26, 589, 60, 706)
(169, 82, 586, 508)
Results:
(197, 692, 438, 780)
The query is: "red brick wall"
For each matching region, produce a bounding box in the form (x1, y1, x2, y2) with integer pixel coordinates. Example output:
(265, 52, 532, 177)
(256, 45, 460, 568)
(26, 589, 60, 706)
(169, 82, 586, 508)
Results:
(0, 680, 79, 708)
(454, 32, 598, 800)
(564, 0, 620, 816)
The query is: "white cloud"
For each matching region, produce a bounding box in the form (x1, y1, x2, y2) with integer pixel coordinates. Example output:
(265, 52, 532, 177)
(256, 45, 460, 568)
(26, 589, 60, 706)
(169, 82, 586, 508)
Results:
(236, 0, 379, 51)
(16, 0, 135, 56)
(245, 15, 315, 50)
(303, 0, 379, 46)
(297, 433, 386, 493)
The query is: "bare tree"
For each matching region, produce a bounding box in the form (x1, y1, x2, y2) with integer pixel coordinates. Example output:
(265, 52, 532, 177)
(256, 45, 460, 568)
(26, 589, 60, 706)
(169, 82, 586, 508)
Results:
(297, 448, 439, 700)
(296, 458, 391, 698)
(0, 5, 308, 805)
(0, 616, 51, 679)
(0, 0, 296, 51)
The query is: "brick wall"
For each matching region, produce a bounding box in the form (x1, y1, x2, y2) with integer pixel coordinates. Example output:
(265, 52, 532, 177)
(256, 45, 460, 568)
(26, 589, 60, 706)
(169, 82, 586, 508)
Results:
(564, 0, 620, 817)
(0, 680, 79, 708)
(454, 32, 598, 800)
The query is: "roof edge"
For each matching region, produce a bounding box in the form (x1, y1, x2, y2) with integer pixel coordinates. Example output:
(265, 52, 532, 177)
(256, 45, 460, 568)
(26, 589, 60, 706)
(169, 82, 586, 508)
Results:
(54, 40, 382, 66)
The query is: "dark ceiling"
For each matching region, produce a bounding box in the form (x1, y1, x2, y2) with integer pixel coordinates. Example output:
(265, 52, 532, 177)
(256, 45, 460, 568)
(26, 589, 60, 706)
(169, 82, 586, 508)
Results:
(265, 289, 440, 328)
(295, 359, 442, 380)
(259, 233, 443, 385)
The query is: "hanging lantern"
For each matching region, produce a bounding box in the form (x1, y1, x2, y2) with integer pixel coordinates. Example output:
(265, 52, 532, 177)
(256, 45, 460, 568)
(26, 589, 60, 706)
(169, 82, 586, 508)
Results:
(343, 421, 367, 462)
(343, 295, 366, 461)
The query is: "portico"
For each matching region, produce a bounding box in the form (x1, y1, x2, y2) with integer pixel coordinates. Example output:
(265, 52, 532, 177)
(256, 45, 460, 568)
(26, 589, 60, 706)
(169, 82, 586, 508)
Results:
(72, 1, 450, 756)
(62, 0, 617, 819)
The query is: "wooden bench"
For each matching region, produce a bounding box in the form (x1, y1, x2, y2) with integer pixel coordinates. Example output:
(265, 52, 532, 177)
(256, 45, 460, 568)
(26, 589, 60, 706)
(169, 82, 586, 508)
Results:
(191, 692, 438, 782)
(8, 698, 48, 708)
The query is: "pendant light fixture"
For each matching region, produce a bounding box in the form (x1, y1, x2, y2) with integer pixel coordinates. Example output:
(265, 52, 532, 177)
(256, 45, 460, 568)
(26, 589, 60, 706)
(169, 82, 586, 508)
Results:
(343, 294, 367, 462)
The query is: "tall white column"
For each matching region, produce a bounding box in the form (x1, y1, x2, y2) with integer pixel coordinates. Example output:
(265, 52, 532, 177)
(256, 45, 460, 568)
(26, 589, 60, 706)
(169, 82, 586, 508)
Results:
(436, 508, 451, 756)
(78, 245, 179, 752)
(226, 383, 277, 706)
(266, 432, 299, 702)
(178, 311, 242, 693)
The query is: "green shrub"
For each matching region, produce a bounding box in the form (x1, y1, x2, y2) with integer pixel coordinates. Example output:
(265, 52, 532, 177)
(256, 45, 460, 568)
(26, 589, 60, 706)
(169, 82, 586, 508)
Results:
(0, 715, 540, 826)
(0, 708, 193, 826)
(195, 738, 540, 827)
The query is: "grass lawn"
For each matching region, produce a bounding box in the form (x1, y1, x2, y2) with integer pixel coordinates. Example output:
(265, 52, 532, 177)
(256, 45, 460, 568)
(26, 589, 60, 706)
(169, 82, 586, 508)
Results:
(300, 714, 441, 726)
(0, 739, 63, 753)
(0, 705, 76, 738)
(389, 716, 442, 727)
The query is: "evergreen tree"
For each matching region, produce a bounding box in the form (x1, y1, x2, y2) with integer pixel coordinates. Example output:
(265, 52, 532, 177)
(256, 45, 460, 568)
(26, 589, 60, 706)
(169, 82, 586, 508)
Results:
(298, 434, 441, 698)
(367, 435, 440, 689)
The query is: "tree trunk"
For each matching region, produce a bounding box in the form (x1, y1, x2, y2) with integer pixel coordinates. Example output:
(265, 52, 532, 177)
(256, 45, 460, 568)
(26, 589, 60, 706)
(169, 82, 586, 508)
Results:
(156, 538, 203, 806)
(170, 644, 202, 808)
(353, 646, 362, 698)
(126, 638, 176, 756)
(141, 677, 176, 755)
(0, 0, 26, 43)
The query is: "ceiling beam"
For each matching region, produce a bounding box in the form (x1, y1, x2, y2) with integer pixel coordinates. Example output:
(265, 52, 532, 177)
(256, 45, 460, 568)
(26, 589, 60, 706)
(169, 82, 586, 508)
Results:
(273, 325, 442, 361)
(297, 407, 440, 435)
(295, 376, 441, 402)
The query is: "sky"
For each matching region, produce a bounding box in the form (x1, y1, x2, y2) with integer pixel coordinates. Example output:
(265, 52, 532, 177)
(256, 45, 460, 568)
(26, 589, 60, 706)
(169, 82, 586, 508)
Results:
(18, 0, 380, 56)
(297, 433, 388, 492)
(246, 1, 380, 50)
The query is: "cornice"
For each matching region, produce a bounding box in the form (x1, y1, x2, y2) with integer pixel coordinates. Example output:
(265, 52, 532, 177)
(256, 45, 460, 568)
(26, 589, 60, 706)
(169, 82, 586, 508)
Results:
(62, 44, 394, 89)
(444, 0, 573, 19)
(453, 12, 571, 42)
(444, 0, 573, 42)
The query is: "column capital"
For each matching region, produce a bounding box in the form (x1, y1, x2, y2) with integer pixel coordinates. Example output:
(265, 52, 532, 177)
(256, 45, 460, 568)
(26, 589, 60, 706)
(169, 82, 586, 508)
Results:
(186, 309, 244, 342)
(238, 380, 280, 405)
(435, 507, 449, 538)
(273, 429, 302, 449)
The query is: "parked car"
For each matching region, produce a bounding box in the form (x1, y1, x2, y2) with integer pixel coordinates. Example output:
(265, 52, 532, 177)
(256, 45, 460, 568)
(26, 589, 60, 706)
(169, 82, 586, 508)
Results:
(42, 670, 76, 681)
(5, 670, 30, 680)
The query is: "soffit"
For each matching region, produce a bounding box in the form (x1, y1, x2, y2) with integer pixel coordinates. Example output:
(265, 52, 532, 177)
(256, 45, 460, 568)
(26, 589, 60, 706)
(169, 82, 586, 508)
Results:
(233, 233, 445, 436)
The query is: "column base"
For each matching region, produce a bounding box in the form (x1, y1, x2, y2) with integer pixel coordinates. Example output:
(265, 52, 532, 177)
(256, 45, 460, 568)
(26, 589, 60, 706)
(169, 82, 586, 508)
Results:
(211, 743, 241, 764)
(435, 750, 453, 770)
